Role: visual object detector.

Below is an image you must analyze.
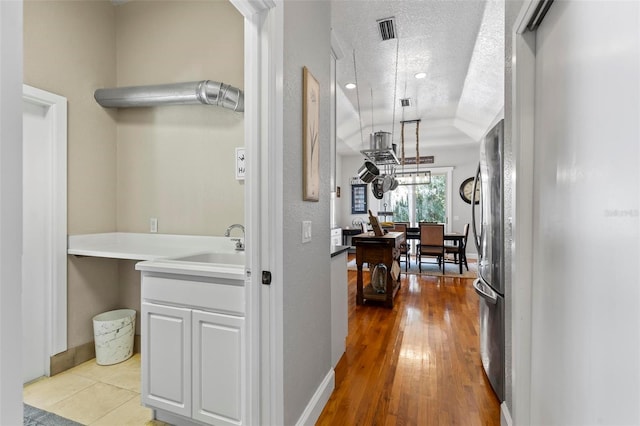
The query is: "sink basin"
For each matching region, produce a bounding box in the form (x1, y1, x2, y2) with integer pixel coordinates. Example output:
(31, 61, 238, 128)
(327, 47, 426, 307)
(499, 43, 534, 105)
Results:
(172, 252, 245, 265)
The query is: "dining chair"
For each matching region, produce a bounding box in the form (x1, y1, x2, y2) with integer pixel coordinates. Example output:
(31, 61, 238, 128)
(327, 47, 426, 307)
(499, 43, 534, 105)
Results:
(418, 223, 445, 273)
(391, 223, 410, 272)
(444, 223, 470, 273)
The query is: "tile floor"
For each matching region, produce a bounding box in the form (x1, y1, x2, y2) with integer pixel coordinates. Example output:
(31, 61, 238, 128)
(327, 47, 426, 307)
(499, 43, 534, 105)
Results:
(23, 354, 167, 426)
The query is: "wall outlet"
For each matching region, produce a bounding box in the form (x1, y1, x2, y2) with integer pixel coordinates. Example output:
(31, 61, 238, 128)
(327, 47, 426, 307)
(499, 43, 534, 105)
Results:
(302, 221, 312, 243)
(150, 217, 158, 233)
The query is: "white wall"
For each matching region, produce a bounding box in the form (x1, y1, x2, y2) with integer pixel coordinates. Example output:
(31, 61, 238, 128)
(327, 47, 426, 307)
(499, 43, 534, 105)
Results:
(529, 2, 639, 424)
(0, 1, 23, 422)
(24, 0, 118, 236)
(24, 0, 245, 349)
(337, 144, 480, 254)
(115, 1, 244, 236)
(282, 1, 332, 424)
(24, 0, 119, 348)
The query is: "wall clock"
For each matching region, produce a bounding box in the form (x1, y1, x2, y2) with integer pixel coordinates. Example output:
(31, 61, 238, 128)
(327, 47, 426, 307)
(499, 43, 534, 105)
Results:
(459, 177, 480, 204)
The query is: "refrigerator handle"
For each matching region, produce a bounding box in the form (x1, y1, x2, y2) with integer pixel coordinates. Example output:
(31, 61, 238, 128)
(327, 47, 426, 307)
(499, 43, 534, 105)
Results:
(473, 279, 498, 304)
(471, 163, 482, 253)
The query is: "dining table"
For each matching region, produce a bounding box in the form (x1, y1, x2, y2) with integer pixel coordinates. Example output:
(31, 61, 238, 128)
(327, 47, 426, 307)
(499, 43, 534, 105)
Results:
(341, 227, 364, 246)
(406, 227, 467, 274)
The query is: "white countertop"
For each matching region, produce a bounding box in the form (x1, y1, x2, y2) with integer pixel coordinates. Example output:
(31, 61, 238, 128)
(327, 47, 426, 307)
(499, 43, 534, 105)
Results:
(135, 258, 245, 280)
(69, 232, 246, 280)
(67, 232, 238, 261)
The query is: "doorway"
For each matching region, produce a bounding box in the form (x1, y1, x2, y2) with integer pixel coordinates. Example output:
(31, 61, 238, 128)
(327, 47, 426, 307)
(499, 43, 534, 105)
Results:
(22, 85, 67, 383)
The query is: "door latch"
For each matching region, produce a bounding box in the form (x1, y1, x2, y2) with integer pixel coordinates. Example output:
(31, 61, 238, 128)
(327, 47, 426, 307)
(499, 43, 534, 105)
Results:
(262, 270, 272, 285)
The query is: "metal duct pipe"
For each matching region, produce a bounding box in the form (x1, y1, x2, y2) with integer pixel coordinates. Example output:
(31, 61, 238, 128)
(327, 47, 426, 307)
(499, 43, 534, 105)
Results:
(94, 80, 244, 112)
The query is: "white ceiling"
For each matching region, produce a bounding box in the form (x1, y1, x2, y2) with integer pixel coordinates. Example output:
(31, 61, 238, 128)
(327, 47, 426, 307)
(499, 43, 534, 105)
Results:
(331, 0, 504, 157)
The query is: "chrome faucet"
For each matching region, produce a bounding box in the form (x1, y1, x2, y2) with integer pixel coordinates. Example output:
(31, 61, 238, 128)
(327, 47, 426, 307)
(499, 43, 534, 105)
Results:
(224, 224, 245, 251)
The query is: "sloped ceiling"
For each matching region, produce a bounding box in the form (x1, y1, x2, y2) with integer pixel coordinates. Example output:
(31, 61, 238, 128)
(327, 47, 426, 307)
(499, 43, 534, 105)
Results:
(332, 0, 504, 156)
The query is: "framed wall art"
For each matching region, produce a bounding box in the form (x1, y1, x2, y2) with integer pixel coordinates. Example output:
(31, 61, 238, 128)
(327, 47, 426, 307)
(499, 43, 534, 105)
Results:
(303, 66, 320, 201)
(351, 184, 367, 214)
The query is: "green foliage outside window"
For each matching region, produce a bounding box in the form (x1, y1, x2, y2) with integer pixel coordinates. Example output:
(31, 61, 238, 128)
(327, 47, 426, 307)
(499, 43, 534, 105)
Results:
(392, 186, 410, 222)
(391, 174, 446, 223)
(416, 175, 446, 223)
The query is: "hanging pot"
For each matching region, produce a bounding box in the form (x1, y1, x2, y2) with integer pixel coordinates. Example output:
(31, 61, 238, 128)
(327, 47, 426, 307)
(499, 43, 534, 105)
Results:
(357, 161, 380, 183)
(369, 131, 392, 150)
(372, 177, 384, 199)
(389, 176, 399, 191)
(381, 174, 393, 192)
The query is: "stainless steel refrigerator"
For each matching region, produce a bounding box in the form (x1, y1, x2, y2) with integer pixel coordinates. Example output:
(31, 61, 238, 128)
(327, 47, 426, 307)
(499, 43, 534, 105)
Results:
(472, 119, 504, 402)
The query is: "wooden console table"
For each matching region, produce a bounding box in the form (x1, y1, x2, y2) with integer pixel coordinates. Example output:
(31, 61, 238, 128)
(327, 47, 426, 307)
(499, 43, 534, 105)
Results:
(352, 231, 404, 308)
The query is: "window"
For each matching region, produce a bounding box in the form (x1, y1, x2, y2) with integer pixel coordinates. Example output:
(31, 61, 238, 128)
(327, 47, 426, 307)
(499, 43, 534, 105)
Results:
(389, 168, 452, 227)
(415, 174, 446, 223)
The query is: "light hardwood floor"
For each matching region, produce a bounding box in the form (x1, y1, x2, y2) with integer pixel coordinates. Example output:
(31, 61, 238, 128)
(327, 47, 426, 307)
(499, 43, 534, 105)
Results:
(317, 257, 500, 425)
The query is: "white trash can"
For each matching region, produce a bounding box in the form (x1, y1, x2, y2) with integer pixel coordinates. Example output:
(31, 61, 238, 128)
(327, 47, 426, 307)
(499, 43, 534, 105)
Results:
(92, 309, 136, 366)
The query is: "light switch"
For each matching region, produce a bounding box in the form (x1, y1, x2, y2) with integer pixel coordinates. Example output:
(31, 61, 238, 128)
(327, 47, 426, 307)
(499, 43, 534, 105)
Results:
(302, 221, 312, 243)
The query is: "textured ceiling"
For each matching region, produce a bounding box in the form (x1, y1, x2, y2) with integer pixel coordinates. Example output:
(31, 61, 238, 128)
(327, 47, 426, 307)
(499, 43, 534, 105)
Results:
(331, 0, 504, 156)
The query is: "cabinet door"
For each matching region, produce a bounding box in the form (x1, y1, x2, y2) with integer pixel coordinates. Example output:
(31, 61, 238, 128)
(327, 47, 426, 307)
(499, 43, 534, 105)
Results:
(192, 310, 244, 426)
(141, 302, 191, 418)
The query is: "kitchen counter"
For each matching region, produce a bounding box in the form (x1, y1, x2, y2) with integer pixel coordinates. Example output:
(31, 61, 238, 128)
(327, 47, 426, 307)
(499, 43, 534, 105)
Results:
(331, 245, 350, 258)
(340, 227, 364, 246)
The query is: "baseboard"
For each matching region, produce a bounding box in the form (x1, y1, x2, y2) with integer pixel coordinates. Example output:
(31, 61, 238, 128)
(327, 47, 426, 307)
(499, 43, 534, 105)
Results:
(154, 409, 203, 426)
(501, 402, 513, 426)
(295, 369, 335, 426)
(49, 334, 141, 376)
(50, 341, 95, 375)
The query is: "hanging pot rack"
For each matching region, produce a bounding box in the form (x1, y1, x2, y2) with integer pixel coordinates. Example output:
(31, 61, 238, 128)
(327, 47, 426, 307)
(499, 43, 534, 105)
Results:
(353, 39, 401, 167)
(360, 146, 400, 165)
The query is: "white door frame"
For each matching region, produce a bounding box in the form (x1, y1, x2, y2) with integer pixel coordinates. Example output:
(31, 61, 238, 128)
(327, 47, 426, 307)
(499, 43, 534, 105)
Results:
(509, 1, 542, 424)
(229, 1, 284, 424)
(0, 1, 25, 421)
(22, 84, 68, 359)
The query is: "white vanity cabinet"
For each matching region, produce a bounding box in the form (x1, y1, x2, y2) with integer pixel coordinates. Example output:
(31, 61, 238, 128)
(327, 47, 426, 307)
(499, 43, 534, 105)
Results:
(142, 302, 192, 417)
(138, 263, 246, 426)
(192, 309, 244, 425)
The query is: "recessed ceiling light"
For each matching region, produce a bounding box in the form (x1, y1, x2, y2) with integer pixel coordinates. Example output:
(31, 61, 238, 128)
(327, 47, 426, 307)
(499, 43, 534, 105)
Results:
(414, 72, 427, 79)
(345, 83, 356, 90)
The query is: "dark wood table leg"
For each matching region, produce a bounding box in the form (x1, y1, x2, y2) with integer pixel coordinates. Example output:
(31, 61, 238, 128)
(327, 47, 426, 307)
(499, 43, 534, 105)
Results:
(385, 269, 394, 308)
(356, 265, 364, 305)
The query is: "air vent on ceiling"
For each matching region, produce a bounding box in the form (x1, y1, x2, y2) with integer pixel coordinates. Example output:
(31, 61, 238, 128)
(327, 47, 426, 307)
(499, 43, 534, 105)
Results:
(377, 17, 396, 41)
(400, 98, 411, 107)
